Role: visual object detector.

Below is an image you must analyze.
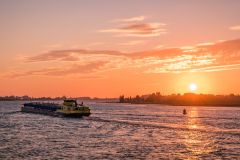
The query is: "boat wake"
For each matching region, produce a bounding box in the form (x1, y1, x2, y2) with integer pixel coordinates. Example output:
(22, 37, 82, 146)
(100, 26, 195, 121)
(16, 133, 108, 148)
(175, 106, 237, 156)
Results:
(85, 116, 240, 136)
(0, 111, 21, 115)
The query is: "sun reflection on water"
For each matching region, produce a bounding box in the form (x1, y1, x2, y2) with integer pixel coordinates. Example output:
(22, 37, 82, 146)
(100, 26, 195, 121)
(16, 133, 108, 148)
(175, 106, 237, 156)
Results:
(188, 108, 199, 129)
(179, 107, 217, 159)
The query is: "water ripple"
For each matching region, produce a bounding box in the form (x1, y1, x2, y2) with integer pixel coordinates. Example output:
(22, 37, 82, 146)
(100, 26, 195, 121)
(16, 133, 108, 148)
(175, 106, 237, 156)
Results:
(0, 101, 239, 159)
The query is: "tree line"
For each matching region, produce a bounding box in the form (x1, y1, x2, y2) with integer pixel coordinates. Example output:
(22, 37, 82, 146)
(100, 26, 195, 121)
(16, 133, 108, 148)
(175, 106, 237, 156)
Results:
(119, 92, 240, 106)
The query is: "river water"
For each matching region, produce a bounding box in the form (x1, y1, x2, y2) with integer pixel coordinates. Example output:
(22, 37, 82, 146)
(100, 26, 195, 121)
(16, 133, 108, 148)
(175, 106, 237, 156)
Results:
(0, 101, 240, 159)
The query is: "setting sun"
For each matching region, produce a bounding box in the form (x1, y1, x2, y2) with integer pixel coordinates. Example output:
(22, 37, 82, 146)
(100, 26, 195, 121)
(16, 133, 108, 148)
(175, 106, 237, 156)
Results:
(189, 83, 198, 92)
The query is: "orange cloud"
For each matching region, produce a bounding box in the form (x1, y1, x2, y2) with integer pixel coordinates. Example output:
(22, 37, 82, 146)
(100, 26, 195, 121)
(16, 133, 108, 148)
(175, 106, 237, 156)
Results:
(25, 49, 124, 62)
(6, 61, 108, 78)
(100, 23, 166, 37)
(4, 39, 240, 78)
(190, 64, 240, 72)
(100, 16, 166, 37)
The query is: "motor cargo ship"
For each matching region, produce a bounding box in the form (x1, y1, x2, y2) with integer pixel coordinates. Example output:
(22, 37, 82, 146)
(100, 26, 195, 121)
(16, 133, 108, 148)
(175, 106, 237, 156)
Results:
(21, 99, 91, 118)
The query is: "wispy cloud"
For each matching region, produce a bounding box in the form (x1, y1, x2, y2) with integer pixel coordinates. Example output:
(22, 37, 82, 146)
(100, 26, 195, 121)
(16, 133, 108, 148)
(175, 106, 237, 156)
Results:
(4, 39, 240, 78)
(100, 23, 166, 37)
(229, 25, 240, 31)
(86, 42, 105, 48)
(6, 61, 108, 78)
(145, 55, 216, 73)
(190, 64, 240, 72)
(25, 49, 124, 62)
(119, 40, 145, 46)
(113, 16, 146, 23)
(155, 45, 164, 49)
(196, 42, 215, 46)
(100, 16, 167, 37)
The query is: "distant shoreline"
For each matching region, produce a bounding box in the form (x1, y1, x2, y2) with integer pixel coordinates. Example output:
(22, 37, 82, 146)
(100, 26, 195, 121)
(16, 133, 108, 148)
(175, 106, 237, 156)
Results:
(0, 96, 118, 102)
(118, 92, 240, 107)
(110, 101, 240, 107)
(1, 93, 240, 107)
(0, 99, 240, 107)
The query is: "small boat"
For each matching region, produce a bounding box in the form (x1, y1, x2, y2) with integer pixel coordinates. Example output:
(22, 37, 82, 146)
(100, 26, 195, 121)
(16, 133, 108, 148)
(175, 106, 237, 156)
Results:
(22, 99, 91, 118)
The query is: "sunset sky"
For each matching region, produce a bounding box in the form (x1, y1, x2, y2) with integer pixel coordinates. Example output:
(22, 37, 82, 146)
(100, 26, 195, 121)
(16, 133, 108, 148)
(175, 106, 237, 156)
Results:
(1, 0, 240, 97)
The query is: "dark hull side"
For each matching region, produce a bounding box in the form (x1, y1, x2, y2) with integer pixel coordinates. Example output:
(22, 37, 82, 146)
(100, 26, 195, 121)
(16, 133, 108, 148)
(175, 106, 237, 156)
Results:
(65, 113, 91, 117)
(59, 113, 83, 118)
(57, 111, 91, 118)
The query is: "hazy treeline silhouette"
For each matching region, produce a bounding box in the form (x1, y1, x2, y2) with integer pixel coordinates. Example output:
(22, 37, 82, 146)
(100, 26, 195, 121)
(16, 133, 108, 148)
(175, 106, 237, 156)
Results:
(0, 96, 92, 101)
(0, 95, 68, 101)
(119, 92, 240, 106)
(0, 95, 117, 101)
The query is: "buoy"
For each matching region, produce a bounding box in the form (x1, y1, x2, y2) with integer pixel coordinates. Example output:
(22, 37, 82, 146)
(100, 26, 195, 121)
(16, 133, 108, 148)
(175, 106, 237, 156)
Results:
(183, 109, 187, 115)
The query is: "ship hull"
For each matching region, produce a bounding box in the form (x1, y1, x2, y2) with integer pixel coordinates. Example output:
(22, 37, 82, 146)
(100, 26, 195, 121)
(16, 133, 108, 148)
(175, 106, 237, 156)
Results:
(22, 103, 91, 118)
(63, 112, 90, 117)
(57, 112, 84, 118)
(56, 110, 91, 118)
